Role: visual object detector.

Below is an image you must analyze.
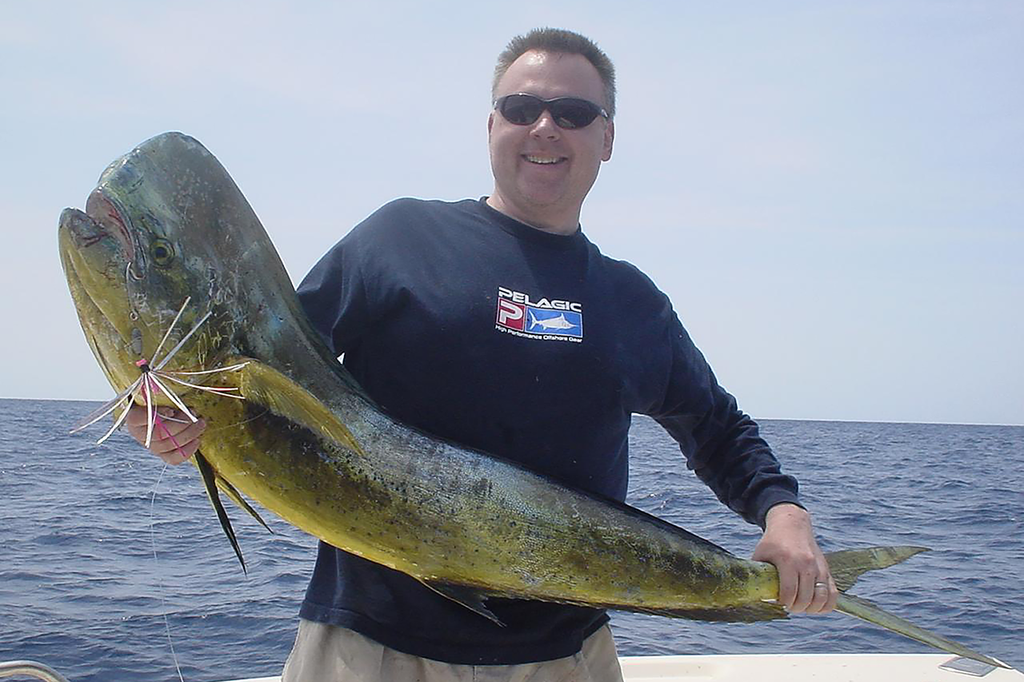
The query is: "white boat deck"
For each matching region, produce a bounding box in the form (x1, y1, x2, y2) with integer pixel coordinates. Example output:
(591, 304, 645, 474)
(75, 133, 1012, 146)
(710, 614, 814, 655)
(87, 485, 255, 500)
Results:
(219, 653, 1021, 682)
(617, 654, 1019, 682)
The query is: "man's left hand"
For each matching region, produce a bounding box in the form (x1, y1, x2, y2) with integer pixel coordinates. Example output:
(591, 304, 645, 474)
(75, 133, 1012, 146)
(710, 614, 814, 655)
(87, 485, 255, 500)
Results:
(752, 503, 838, 614)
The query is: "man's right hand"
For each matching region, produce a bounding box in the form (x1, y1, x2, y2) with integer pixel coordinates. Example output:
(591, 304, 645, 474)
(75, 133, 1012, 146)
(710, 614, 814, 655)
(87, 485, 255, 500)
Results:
(124, 405, 206, 465)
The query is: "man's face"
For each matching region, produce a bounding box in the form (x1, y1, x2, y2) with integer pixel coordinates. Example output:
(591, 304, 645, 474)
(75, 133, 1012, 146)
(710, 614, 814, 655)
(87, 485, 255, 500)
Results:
(487, 50, 614, 234)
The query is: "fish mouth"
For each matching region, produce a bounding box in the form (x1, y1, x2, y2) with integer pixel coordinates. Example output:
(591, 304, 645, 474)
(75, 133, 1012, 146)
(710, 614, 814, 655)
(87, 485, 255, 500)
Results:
(58, 187, 136, 269)
(58, 207, 135, 352)
(85, 188, 136, 263)
(57, 207, 128, 289)
(59, 207, 109, 250)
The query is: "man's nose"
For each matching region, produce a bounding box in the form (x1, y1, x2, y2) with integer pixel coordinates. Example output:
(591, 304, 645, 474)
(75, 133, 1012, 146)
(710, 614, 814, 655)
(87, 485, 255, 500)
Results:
(529, 111, 561, 139)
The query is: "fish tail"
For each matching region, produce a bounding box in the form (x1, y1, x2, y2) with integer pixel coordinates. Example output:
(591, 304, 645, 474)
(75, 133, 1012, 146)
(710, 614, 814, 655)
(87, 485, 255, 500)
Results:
(825, 546, 929, 592)
(835, 593, 1009, 669)
(825, 547, 1009, 668)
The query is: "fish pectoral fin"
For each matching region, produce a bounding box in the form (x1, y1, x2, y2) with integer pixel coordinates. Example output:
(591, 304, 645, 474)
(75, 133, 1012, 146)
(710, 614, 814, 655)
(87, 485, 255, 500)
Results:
(231, 357, 365, 458)
(825, 546, 929, 592)
(421, 580, 505, 627)
(193, 450, 247, 574)
(215, 476, 274, 534)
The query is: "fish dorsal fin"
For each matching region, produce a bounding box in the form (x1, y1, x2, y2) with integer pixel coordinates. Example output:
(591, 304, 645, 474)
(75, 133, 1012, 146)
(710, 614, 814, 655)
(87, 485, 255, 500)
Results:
(232, 357, 366, 458)
(825, 546, 929, 592)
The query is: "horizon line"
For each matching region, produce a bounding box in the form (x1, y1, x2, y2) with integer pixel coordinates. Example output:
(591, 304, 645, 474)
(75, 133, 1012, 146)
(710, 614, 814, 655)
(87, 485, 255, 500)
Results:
(2, 396, 1021, 429)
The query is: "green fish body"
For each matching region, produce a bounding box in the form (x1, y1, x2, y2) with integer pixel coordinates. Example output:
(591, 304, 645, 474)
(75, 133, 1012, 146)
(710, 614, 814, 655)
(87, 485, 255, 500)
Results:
(58, 133, 1007, 668)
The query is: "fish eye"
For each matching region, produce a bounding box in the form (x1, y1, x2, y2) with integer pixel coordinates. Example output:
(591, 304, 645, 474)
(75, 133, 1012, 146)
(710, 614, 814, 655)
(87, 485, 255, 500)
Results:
(150, 238, 175, 266)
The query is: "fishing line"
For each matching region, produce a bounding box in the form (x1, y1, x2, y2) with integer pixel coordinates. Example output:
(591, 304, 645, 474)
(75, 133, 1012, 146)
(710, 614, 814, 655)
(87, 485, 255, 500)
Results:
(150, 462, 186, 682)
(74, 296, 250, 680)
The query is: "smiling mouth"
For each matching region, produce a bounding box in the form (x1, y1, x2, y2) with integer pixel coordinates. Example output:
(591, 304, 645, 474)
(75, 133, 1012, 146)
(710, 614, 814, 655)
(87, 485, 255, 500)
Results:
(523, 154, 566, 165)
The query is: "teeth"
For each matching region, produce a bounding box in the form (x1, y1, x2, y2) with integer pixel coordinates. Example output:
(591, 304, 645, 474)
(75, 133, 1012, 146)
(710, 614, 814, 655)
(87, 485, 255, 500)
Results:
(525, 155, 561, 165)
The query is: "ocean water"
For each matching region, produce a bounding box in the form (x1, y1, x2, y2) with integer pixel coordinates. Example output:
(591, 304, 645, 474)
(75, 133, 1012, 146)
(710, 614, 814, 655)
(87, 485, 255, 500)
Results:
(1, 398, 1021, 680)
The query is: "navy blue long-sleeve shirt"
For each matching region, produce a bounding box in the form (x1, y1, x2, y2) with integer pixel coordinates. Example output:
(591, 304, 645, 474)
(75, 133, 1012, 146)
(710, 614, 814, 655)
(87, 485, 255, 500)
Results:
(294, 197, 799, 664)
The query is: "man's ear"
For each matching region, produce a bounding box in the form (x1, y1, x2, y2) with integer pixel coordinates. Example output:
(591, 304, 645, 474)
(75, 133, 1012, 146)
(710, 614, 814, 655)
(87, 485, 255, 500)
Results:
(602, 119, 614, 162)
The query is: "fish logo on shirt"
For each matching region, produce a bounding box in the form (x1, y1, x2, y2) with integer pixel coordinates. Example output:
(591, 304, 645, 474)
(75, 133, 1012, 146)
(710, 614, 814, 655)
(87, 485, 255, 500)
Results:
(495, 287, 584, 341)
(527, 310, 579, 333)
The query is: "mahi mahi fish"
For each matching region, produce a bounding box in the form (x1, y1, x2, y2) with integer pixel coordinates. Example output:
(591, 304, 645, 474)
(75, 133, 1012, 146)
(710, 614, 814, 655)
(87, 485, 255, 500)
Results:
(58, 132, 1007, 669)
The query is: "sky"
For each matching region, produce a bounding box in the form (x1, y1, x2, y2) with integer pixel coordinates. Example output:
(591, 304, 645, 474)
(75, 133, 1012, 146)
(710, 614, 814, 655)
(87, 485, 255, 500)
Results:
(2, 1, 1021, 425)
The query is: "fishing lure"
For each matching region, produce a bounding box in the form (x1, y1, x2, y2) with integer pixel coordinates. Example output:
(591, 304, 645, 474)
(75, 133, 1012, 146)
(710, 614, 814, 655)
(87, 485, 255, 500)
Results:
(70, 296, 248, 451)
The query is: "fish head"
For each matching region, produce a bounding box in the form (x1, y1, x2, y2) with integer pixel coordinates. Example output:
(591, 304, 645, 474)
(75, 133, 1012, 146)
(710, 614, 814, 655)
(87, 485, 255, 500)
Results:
(58, 132, 279, 398)
(59, 207, 145, 393)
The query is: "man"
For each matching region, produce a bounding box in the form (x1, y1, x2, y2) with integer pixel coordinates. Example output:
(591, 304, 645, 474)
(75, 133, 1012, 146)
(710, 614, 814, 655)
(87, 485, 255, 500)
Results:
(128, 28, 837, 682)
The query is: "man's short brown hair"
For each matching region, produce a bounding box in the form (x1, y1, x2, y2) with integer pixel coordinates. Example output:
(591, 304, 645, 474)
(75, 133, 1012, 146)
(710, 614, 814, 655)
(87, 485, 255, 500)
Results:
(493, 28, 617, 119)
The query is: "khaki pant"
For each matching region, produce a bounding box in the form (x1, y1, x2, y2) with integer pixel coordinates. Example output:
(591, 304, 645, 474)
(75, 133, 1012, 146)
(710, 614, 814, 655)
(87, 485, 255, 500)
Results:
(282, 619, 624, 682)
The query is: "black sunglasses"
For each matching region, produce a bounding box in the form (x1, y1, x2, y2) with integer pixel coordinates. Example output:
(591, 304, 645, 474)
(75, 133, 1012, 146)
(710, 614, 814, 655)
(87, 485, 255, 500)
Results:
(494, 93, 609, 130)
